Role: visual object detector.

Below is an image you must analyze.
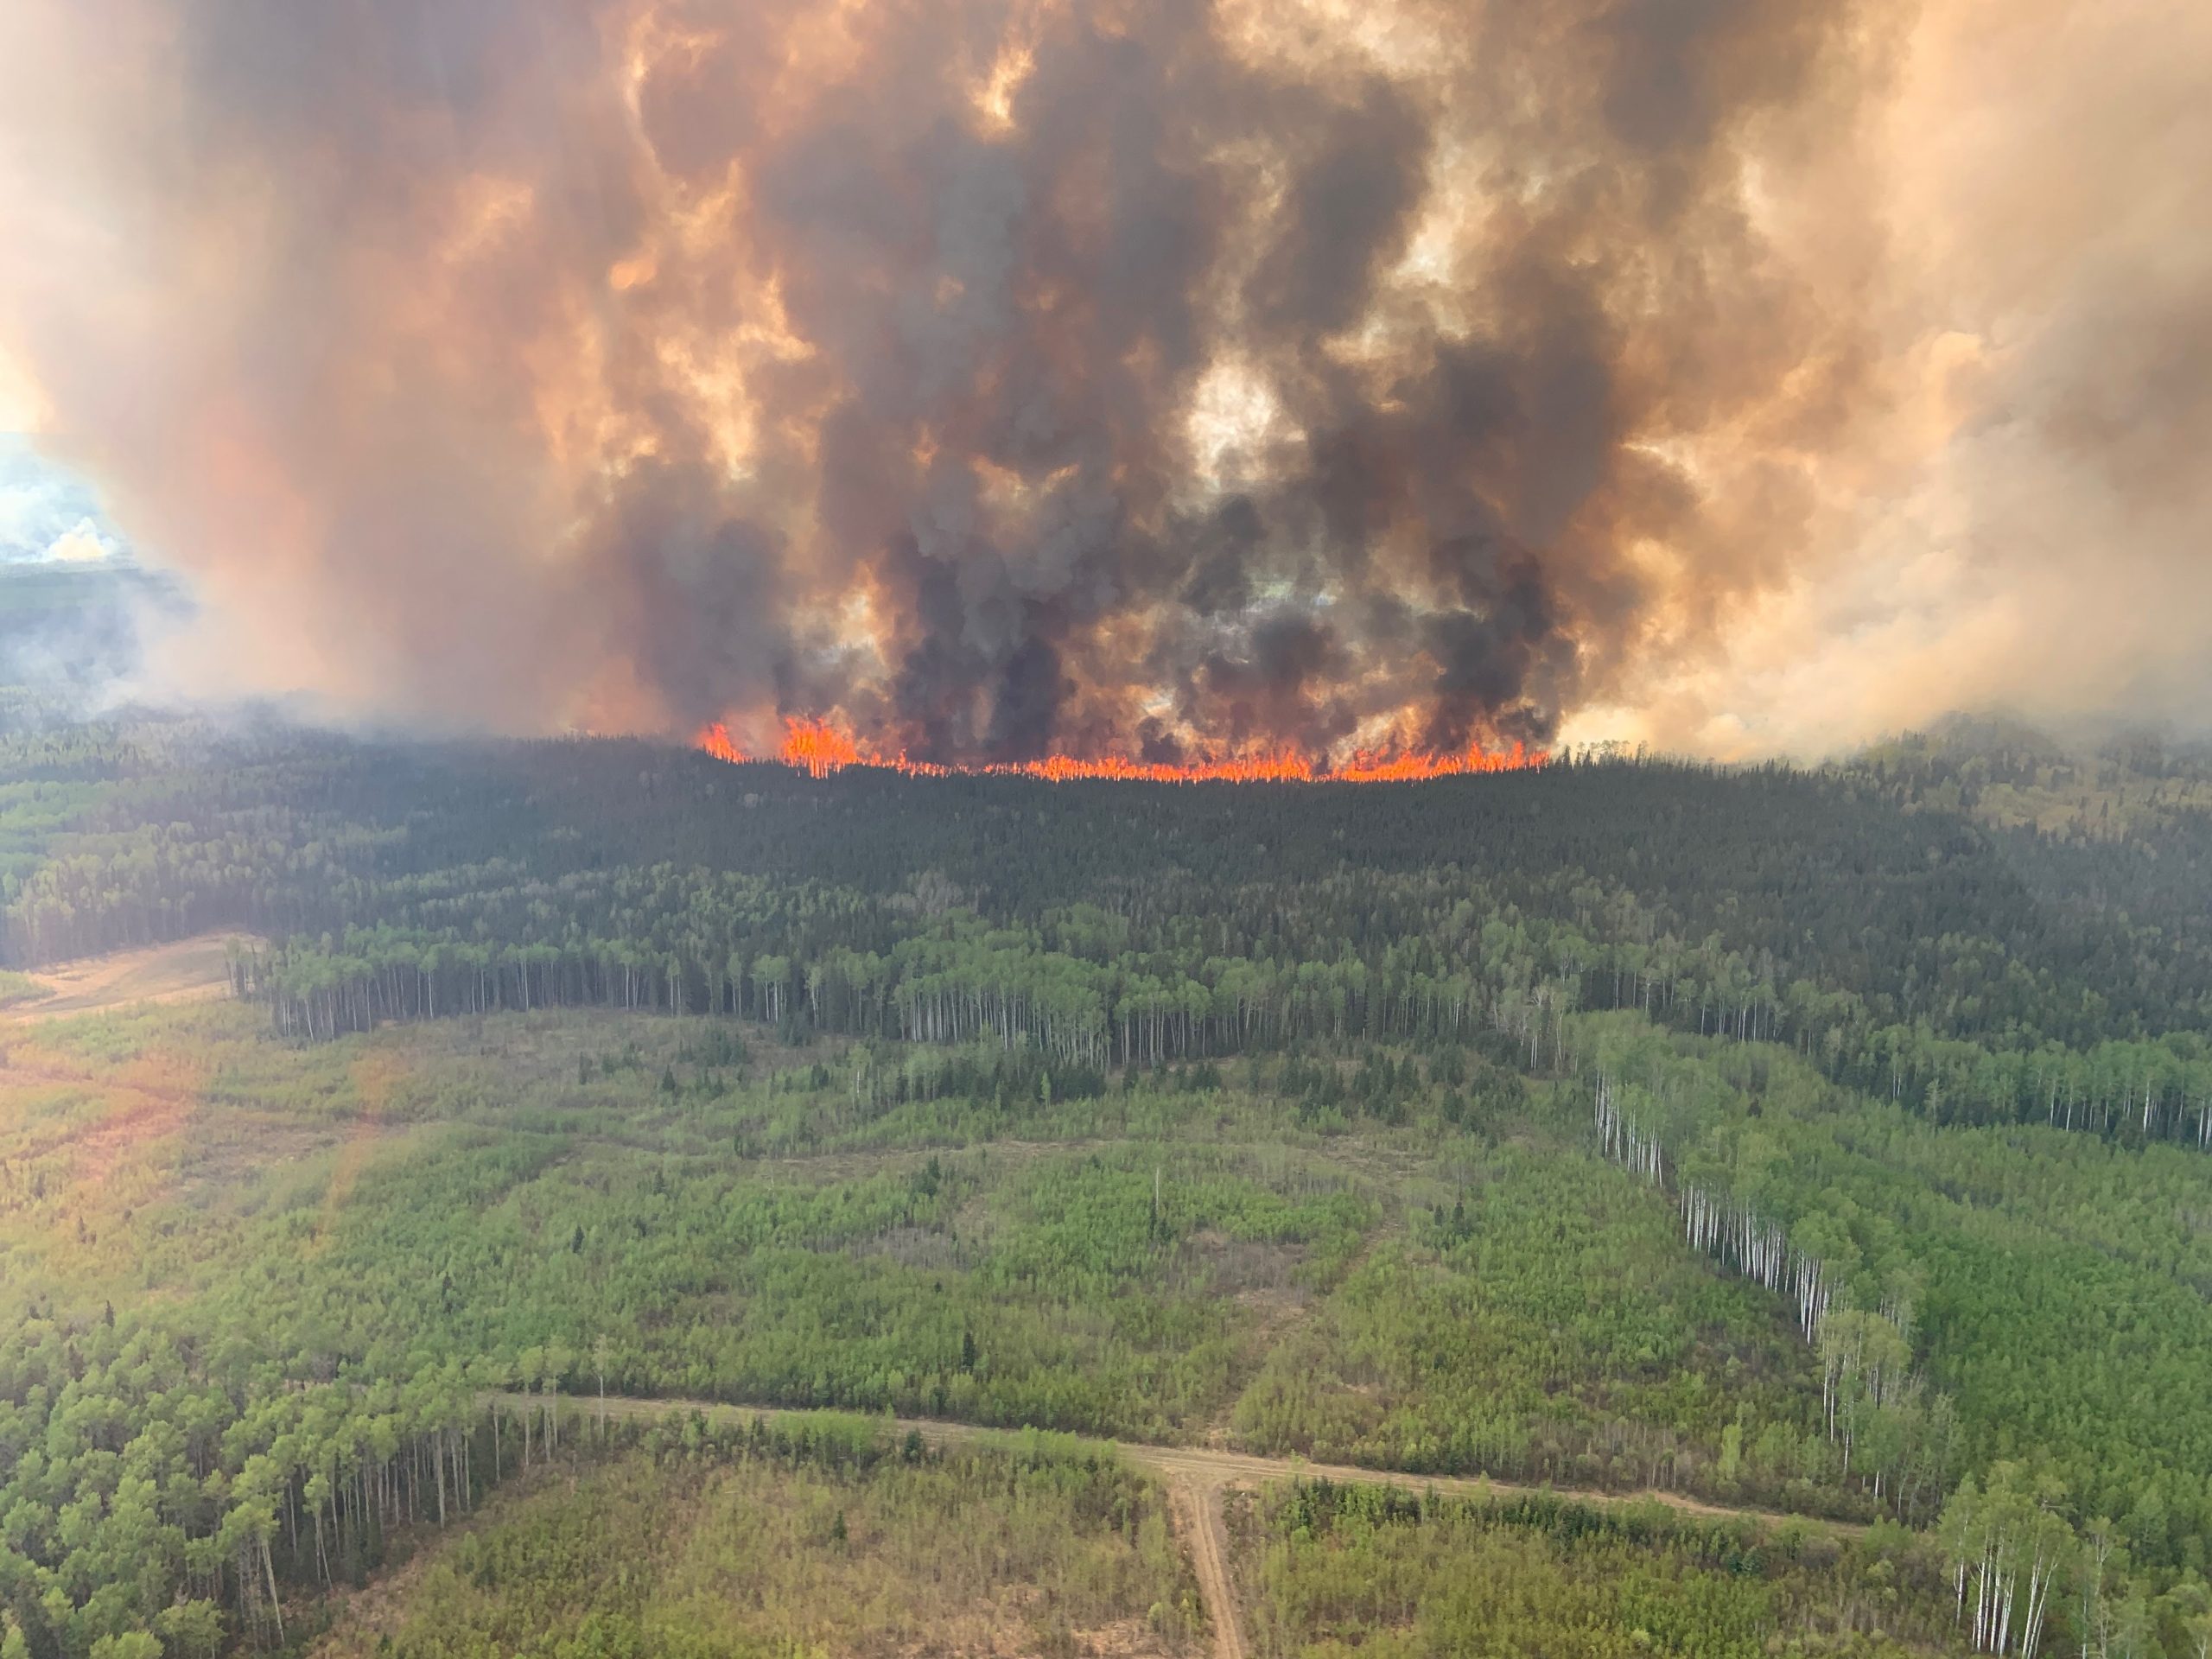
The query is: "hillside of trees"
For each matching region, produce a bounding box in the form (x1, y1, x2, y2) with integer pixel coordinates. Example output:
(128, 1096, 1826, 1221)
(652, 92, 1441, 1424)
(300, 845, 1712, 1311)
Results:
(3, 701, 2211, 1655)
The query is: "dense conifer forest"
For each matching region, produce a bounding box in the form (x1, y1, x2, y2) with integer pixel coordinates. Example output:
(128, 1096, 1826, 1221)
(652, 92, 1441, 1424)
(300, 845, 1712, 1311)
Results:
(3, 695, 2212, 1656)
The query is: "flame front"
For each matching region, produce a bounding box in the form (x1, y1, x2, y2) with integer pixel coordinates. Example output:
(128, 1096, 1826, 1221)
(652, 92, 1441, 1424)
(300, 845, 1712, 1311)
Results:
(696, 718, 1541, 784)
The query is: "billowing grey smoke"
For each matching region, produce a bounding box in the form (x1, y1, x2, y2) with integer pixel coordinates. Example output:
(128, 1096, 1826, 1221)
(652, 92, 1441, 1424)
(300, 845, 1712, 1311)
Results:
(0, 0, 1922, 759)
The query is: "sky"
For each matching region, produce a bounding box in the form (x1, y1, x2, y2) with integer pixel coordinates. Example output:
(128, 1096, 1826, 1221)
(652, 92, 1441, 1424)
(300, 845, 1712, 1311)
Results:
(0, 440, 128, 566)
(0, 0, 2204, 762)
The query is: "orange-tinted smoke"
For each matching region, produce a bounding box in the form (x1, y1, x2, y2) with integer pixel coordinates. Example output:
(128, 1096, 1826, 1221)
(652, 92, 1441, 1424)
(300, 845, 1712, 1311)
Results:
(0, 0, 1900, 760)
(11, 0, 2205, 757)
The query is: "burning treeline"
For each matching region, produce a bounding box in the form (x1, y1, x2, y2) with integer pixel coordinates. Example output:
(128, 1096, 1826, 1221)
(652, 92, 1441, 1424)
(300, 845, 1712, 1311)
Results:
(696, 716, 1541, 783)
(0, 0, 1903, 762)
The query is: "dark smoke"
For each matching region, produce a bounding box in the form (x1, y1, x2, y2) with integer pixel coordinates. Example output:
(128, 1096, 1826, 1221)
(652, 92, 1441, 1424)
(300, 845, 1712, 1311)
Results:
(0, 0, 1908, 760)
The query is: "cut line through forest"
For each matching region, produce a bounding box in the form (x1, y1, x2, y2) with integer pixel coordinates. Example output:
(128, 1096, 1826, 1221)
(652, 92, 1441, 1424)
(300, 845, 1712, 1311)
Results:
(486, 1389, 1869, 1659)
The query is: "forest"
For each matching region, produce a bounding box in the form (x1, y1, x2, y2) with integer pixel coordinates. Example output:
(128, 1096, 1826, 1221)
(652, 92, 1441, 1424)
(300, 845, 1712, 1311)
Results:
(3, 698, 2211, 1656)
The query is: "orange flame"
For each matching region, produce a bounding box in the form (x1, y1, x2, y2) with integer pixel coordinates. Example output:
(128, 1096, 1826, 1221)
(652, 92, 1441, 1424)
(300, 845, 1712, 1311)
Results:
(779, 715, 864, 779)
(695, 717, 1544, 783)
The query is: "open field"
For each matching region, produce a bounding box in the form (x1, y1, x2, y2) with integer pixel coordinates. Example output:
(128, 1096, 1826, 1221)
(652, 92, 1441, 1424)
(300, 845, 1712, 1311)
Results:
(308, 1425, 1205, 1659)
(1221, 1480, 1955, 1659)
(481, 1389, 1872, 1659)
(2, 929, 255, 1021)
(0, 996, 1845, 1516)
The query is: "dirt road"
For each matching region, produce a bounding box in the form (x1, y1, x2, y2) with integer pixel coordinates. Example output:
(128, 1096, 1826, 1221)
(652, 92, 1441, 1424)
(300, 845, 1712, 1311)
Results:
(486, 1390, 1859, 1658)
(1173, 1478, 1246, 1659)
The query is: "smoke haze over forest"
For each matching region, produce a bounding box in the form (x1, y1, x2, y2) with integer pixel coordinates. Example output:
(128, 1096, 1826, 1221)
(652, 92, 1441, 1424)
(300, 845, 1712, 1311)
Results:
(0, 0, 2204, 761)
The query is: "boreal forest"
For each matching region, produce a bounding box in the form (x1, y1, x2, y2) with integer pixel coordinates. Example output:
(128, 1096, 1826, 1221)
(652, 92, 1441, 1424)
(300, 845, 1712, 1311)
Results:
(5, 652, 2212, 1656)
(0, 0, 2202, 1631)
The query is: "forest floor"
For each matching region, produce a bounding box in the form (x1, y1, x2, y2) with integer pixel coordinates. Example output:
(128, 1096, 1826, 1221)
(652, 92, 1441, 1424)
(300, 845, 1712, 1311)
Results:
(489, 1389, 1866, 1659)
(2, 931, 257, 1021)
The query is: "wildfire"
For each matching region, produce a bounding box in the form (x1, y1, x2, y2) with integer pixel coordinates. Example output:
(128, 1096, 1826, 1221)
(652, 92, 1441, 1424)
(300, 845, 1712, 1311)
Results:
(779, 715, 863, 778)
(696, 718, 1544, 783)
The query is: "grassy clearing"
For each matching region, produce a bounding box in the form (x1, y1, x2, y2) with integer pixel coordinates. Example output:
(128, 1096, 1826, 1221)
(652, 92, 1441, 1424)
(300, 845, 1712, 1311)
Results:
(0, 999, 1837, 1498)
(313, 1426, 1205, 1659)
(1231, 1480, 1953, 1659)
(1230, 1128, 1829, 1508)
(0, 966, 50, 1008)
(0, 930, 253, 1021)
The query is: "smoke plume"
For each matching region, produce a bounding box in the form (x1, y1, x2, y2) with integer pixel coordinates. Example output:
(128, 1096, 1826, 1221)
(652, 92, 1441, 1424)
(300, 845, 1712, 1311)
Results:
(0, 0, 2202, 760)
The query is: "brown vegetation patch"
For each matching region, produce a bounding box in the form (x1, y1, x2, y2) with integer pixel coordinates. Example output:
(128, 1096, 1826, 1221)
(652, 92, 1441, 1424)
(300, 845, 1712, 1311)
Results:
(854, 1223, 965, 1271)
(1179, 1229, 1308, 1299)
(70, 1091, 194, 1188)
(176, 1116, 350, 1196)
(0, 1044, 207, 1190)
(5, 932, 260, 1022)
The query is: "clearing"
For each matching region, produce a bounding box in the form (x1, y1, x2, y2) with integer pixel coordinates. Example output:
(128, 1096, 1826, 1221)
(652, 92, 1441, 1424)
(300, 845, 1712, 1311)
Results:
(490, 1389, 1864, 1659)
(3, 932, 258, 1022)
